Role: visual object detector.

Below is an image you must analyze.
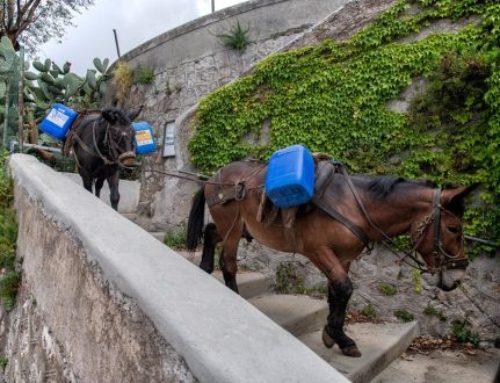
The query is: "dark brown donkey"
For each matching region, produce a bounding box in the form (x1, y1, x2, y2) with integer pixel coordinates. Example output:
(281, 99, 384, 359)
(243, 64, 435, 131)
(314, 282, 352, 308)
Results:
(68, 107, 141, 210)
(186, 160, 476, 357)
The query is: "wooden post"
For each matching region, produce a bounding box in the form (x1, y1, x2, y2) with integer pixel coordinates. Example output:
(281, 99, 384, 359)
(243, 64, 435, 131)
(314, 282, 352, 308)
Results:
(113, 29, 121, 58)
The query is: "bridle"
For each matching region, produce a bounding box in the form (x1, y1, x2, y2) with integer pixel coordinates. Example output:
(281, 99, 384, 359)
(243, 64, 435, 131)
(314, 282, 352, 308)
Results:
(409, 188, 469, 273)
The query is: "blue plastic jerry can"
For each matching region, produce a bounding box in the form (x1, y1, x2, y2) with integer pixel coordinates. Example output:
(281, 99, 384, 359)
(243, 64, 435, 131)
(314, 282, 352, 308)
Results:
(265, 144, 315, 208)
(133, 122, 157, 155)
(40, 103, 78, 140)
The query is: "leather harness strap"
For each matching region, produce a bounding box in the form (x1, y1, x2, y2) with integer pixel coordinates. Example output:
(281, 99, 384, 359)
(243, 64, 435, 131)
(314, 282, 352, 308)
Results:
(312, 161, 371, 247)
(312, 195, 370, 247)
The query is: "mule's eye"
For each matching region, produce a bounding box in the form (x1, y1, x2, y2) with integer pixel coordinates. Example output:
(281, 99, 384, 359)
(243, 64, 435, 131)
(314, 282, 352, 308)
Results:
(446, 226, 460, 234)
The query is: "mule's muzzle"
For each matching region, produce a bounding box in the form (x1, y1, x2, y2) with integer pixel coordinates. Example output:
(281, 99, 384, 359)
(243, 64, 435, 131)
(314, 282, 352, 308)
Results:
(437, 268, 466, 291)
(118, 151, 137, 167)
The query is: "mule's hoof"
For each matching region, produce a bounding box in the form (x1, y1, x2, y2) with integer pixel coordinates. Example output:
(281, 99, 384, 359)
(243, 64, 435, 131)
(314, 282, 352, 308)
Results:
(322, 327, 335, 349)
(341, 345, 362, 357)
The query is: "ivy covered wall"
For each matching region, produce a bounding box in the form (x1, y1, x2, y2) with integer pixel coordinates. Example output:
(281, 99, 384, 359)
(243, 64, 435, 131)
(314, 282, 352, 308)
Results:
(189, 0, 500, 248)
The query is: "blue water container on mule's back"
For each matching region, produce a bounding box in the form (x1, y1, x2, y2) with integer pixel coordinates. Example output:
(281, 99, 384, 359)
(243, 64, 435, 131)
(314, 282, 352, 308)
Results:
(265, 144, 315, 208)
(133, 122, 157, 155)
(40, 103, 78, 140)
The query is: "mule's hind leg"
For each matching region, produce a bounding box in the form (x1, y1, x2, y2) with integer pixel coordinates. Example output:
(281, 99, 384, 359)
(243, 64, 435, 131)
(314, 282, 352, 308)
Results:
(218, 221, 243, 294)
(308, 247, 361, 357)
(199, 223, 221, 274)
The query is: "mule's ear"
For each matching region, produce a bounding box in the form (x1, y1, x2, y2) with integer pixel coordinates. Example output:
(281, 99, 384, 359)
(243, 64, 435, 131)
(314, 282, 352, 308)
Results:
(101, 108, 118, 124)
(442, 183, 480, 212)
(127, 105, 143, 121)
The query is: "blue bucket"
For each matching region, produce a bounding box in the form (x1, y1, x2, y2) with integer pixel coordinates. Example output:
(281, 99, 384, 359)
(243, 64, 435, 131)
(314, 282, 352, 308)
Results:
(40, 104, 78, 140)
(265, 144, 315, 208)
(133, 122, 156, 155)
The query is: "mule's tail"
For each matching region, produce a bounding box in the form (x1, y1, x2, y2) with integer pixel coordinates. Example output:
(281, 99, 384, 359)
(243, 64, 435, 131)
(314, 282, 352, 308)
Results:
(186, 187, 206, 251)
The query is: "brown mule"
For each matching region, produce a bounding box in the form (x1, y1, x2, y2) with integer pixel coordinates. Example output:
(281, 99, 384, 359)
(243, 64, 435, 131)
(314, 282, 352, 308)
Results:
(187, 160, 476, 357)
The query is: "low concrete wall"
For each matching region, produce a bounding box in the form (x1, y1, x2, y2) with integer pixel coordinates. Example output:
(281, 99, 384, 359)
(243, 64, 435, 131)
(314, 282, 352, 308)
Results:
(3, 154, 348, 383)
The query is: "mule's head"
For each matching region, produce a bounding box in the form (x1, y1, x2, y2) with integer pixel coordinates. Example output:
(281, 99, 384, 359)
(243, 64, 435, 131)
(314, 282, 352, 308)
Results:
(409, 185, 477, 291)
(101, 107, 142, 167)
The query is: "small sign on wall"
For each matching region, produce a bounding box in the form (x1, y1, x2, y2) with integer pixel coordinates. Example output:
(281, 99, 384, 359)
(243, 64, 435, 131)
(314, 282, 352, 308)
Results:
(163, 120, 176, 157)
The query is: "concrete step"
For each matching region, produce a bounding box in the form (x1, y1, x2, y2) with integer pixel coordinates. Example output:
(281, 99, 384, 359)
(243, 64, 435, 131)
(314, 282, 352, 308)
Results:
(248, 294, 328, 336)
(64, 173, 140, 213)
(299, 321, 419, 383)
(370, 347, 500, 383)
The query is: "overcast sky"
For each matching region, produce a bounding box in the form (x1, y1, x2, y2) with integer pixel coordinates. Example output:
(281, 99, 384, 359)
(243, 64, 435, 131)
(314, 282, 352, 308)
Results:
(38, 0, 246, 74)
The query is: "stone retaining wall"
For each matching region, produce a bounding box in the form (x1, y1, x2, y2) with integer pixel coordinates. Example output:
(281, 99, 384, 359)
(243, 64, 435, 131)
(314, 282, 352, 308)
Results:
(0, 154, 348, 383)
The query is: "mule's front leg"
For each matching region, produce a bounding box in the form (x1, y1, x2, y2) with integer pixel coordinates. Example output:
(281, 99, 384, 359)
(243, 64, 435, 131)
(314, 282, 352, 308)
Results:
(309, 246, 361, 357)
(107, 172, 120, 211)
(95, 177, 105, 198)
(322, 277, 361, 357)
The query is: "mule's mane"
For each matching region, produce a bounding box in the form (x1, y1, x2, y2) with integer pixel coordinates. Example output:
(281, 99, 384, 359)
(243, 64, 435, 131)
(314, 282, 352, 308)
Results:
(362, 175, 436, 199)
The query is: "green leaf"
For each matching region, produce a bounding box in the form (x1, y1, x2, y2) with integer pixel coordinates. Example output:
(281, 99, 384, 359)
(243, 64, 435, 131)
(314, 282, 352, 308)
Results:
(43, 59, 51, 72)
(93, 58, 104, 73)
(33, 61, 47, 73)
(63, 62, 71, 74)
(63, 73, 82, 97)
(86, 69, 97, 89)
(24, 71, 38, 81)
(51, 61, 63, 74)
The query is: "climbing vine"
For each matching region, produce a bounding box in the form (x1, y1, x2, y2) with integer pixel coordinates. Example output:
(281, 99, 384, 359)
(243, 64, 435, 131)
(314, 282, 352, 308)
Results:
(189, 0, 500, 248)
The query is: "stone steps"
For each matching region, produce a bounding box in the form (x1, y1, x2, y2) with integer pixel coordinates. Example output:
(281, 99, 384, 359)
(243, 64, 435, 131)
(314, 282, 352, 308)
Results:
(249, 294, 329, 336)
(124, 216, 422, 382)
(300, 321, 419, 383)
(371, 347, 500, 383)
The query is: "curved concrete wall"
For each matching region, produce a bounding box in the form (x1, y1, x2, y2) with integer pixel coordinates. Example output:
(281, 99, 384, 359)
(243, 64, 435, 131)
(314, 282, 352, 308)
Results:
(4, 154, 349, 383)
(122, 0, 347, 71)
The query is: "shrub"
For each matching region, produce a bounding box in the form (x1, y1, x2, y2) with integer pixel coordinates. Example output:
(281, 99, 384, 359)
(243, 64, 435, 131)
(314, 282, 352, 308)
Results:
(360, 303, 378, 319)
(423, 304, 447, 321)
(113, 61, 133, 103)
(0, 356, 8, 370)
(378, 282, 397, 296)
(275, 262, 305, 294)
(134, 66, 155, 85)
(394, 308, 415, 322)
(163, 226, 187, 249)
(0, 150, 20, 311)
(451, 320, 480, 347)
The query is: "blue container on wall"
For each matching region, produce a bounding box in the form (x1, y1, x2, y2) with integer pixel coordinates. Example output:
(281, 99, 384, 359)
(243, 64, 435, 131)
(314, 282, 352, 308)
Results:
(265, 144, 315, 208)
(40, 103, 78, 140)
(133, 122, 157, 155)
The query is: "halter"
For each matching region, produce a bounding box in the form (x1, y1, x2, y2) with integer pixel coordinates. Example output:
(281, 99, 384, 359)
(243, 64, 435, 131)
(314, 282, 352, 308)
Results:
(410, 188, 469, 273)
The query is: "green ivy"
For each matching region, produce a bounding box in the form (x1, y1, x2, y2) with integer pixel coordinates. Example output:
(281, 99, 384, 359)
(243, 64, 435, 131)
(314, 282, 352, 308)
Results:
(189, 0, 499, 249)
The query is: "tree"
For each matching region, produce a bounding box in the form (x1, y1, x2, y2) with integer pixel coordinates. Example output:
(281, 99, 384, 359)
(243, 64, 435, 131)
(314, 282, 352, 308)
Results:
(0, 0, 94, 53)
